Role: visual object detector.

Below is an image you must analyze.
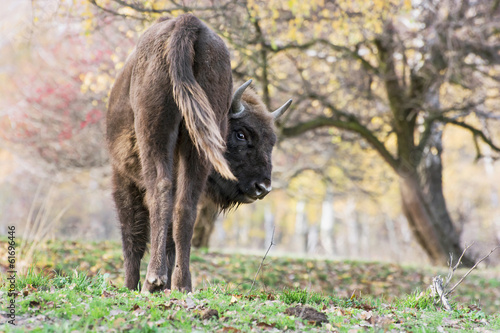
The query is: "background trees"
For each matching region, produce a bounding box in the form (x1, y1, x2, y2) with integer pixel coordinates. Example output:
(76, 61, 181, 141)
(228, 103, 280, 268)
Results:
(1, 0, 499, 266)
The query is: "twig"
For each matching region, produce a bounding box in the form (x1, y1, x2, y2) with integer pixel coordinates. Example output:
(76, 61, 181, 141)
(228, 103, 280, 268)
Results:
(445, 246, 500, 297)
(248, 226, 275, 295)
(445, 242, 474, 288)
(432, 276, 452, 311)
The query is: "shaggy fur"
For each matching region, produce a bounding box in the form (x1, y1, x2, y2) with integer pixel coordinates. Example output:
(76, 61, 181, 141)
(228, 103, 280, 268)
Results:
(106, 14, 288, 293)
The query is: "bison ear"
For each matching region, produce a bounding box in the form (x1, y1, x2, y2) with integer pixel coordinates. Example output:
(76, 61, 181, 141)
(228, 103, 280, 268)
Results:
(271, 99, 292, 120)
(230, 79, 252, 119)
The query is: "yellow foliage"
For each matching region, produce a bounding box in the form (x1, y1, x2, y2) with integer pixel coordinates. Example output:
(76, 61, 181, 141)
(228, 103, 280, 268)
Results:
(80, 72, 114, 94)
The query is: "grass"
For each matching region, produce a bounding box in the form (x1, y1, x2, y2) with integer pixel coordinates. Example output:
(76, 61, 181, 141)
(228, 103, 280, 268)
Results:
(0, 238, 499, 331)
(1, 270, 499, 332)
(280, 287, 324, 305)
(394, 288, 436, 310)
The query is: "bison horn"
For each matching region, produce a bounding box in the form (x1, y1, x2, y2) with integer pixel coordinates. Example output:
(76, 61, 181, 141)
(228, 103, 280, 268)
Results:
(231, 79, 252, 118)
(271, 99, 292, 120)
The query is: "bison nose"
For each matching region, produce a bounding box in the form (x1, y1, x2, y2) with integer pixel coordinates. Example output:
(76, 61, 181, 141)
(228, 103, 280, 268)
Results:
(255, 181, 272, 199)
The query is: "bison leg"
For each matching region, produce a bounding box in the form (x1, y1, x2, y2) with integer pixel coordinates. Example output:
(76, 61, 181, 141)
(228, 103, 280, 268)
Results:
(141, 174, 175, 292)
(134, 112, 180, 294)
(141, 159, 177, 293)
(112, 170, 149, 290)
(170, 137, 211, 292)
(164, 222, 175, 290)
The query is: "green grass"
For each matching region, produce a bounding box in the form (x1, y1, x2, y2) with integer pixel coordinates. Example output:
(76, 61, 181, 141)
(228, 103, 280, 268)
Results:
(16, 266, 50, 290)
(1, 269, 499, 332)
(1, 238, 499, 331)
(394, 288, 436, 310)
(280, 287, 324, 305)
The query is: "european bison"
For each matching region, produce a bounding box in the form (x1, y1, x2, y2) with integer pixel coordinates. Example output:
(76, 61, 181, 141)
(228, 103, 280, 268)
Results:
(106, 14, 291, 293)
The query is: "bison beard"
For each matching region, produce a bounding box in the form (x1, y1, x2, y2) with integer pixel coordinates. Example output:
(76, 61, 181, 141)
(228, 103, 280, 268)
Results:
(106, 14, 291, 293)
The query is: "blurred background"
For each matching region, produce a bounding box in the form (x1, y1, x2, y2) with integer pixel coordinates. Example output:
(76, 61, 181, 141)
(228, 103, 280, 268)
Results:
(1, 0, 499, 267)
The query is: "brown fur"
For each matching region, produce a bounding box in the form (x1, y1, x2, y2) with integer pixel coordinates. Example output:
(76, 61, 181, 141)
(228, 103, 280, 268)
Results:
(106, 14, 288, 293)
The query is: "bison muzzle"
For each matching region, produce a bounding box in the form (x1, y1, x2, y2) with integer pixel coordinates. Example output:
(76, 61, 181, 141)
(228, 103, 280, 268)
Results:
(106, 14, 291, 293)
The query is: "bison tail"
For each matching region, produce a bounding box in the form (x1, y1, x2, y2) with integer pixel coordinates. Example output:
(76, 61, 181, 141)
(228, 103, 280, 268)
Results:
(166, 15, 235, 181)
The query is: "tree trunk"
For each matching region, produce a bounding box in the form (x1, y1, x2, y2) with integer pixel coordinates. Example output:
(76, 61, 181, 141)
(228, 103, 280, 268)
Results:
(345, 198, 359, 257)
(320, 185, 335, 255)
(400, 126, 475, 266)
(384, 215, 400, 261)
(191, 195, 219, 249)
(294, 200, 308, 253)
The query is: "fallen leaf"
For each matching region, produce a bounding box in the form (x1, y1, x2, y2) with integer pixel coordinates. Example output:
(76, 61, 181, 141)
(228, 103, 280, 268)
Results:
(132, 304, 146, 316)
(167, 310, 178, 321)
(201, 308, 219, 320)
(324, 323, 335, 331)
(357, 311, 372, 321)
(284, 306, 328, 326)
(230, 295, 238, 305)
(256, 322, 276, 330)
(113, 317, 126, 328)
(442, 317, 461, 328)
(152, 318, 166, 327)
(468, 304, 481, 312)
(23, 284, 37, 296)
(109, 309, 126, 316)
(186, 296, 196, 309)
(29, 300, 40, 308)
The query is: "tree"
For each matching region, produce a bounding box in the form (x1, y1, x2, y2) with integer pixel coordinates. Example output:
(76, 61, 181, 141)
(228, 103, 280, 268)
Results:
(0, 2, 135, 173)
(275, 0, 500, 265)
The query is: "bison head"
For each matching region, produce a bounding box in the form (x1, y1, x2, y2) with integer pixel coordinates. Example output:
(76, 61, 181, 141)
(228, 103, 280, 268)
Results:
(206, 80, 292, 209)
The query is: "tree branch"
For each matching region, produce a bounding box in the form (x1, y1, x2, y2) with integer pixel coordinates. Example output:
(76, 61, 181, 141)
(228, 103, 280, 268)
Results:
(88, 0, 146, 21)
(281, 115, 399, 172)
(263, 38, 379, 74)
(108, 0, 237, 15)
(251, 16, 271, 108)
(439, 116, 500, 152)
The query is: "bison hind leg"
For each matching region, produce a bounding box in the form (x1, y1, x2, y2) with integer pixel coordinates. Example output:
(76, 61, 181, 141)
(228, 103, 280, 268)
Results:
(170, 131, 211, 292)
(112, 170, 150, 290)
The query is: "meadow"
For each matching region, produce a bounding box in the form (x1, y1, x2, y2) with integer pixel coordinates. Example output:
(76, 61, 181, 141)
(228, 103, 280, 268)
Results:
(0, 238, 499, 332)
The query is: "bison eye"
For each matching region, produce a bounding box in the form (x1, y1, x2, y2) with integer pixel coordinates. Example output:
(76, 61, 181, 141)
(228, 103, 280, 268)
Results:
(236, 131, 246, 141)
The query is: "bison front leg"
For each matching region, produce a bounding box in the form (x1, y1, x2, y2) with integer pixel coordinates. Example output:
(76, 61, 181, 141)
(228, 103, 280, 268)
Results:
(170, 139, 211, 292)
(164, 223, 176, 290)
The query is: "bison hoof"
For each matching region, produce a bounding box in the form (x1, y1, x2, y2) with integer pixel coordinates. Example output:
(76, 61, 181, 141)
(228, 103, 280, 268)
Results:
(141, 274, 168, 293)
(171, 269, 192, 293)
(172, 285, 192, 293)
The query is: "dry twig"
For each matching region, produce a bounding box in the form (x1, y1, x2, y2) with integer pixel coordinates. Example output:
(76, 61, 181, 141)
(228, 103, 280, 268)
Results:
(431, 244, 500, 311)
(248, 226, 275, 295)
(432, 276, 452, 311)
(445, 242, 474, 288)
(445, 246, 500, 297)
